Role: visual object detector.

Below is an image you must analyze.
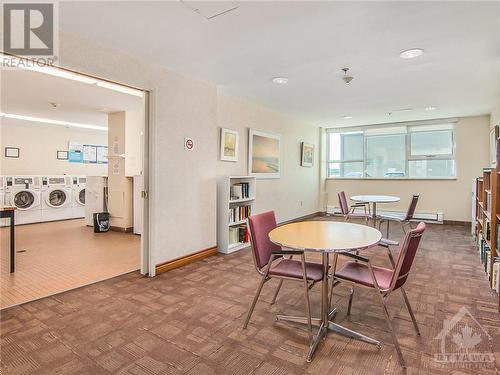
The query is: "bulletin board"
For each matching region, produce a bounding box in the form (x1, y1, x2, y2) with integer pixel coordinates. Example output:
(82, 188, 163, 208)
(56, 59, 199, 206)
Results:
(69, 141, 108, 164)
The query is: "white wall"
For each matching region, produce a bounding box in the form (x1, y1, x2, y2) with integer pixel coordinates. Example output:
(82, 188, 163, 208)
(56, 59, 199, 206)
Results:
(324, 115, 490, 222)
(0, 118, 108, 176)
(58, 32, 320, 270)
(216, 94, 319, 223)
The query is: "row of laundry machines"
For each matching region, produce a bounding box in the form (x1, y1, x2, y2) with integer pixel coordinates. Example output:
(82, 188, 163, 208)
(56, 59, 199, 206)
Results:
(0, 175, 86, 225)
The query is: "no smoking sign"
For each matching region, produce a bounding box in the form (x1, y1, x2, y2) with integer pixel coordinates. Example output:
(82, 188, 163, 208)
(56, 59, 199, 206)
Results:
(184, 137, 194, 151)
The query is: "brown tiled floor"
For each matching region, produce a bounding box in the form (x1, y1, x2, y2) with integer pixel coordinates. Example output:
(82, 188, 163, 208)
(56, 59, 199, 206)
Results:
(1, 217, 499, 374)
(1, 219, 140, 309)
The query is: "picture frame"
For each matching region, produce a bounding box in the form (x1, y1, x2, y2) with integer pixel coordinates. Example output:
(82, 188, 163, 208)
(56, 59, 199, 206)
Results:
(57, 150, 69, 160)
(220, 128, 239, 162)
(5, 147, 19, 158)
(301, 142, 314, 167)
(248, 129, 281, 179)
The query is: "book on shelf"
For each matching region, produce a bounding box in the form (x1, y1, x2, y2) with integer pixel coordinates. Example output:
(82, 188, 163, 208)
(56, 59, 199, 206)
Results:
(230, 182, 250, 200)
(492, 257, 499, 292)
(228, 204, 252, 224)
(228, 224, 248, 245)
(486, 191, 491, 212)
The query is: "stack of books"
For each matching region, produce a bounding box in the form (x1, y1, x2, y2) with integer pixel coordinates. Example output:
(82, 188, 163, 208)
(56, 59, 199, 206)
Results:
(230, 182, 250, 200)
(228, 225, 249, 244)
(229, 205, 251, 224)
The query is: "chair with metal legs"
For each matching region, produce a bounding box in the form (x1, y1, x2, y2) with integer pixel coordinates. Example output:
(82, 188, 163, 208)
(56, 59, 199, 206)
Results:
(338, 191, 370, 224)
(330, 222, 426, 368)
(243, 211, 324, 336)
(378, 194, 420, 239)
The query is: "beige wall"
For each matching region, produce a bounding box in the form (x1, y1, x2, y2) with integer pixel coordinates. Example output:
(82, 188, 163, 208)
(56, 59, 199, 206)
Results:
(216, 94, 319, 223)
(324, 115, 490, 222)
(58, 32, 320, 271)
(0, 118, 108, 176)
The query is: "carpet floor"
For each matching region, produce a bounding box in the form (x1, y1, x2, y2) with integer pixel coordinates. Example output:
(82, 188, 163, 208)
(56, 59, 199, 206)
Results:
(1, 217, 499, 374)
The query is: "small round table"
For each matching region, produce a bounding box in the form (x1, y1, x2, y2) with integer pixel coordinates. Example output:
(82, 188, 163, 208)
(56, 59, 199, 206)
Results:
(269, 221, 382, 362)
(350, 195, 400, 227)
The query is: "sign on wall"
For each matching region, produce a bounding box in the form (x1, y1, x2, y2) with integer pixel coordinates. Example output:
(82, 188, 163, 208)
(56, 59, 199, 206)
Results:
(69, 141, 108, 164)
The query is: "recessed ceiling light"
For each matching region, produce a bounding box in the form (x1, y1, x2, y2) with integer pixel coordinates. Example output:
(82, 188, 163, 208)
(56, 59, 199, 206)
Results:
(342, 115, 353, 119)
(399, 48, 424, 59)
(271, 77, 288, 85)
(424, 106, 437, 111)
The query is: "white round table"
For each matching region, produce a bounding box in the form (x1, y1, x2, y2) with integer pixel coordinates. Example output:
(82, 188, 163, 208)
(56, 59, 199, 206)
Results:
(351, 195, 400, 227)
(269, 221, 382, 362)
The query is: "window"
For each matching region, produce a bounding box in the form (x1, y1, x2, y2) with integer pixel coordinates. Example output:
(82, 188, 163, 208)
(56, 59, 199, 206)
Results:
(326, 122, 456, 179)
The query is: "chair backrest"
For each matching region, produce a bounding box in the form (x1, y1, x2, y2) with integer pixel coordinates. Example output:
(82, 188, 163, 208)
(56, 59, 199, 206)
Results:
(247, 211, 281, 271)
(338, 191, 349, 215)
(404, 194, 420, 220)
(390, 222, 426, 290)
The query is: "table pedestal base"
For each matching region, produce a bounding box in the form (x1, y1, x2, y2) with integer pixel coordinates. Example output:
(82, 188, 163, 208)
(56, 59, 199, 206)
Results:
(276, 308, 382, 362)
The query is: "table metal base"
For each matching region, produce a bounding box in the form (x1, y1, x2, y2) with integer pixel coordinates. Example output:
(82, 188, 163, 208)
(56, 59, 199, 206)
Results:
(276, 308, 381, 361)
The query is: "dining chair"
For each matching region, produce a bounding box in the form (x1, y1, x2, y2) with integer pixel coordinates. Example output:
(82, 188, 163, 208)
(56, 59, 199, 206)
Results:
(338, 191, 370, 224)
(378, 194, 420, 239)
(243, 211, 324, 334)
(329, 222, 426, 368)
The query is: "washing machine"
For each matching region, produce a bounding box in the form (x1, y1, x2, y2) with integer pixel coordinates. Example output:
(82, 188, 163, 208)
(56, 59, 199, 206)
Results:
(40, 175, 73, 222)
(70, 175, 86, 219)
(4, 175, 42, 224)
(0, 176, 7, 227)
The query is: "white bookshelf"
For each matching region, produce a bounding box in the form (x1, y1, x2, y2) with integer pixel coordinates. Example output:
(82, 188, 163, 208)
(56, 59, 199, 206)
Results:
(217, 176, 256, 254)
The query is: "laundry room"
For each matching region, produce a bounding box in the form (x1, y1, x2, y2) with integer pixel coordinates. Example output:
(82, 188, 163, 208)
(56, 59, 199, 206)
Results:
(0, 65, 146, 309)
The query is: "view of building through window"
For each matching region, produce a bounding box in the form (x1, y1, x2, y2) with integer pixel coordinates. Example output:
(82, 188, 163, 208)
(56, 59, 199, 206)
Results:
(327, 122, 455, 178)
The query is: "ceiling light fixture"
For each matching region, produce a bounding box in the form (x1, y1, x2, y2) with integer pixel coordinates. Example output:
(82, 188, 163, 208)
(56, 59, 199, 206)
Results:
(342, 115, 353, 119)
(96, 81, 144, 97)
(399, 48, 424, 59)
(4, 113, 107, 131)
(271, 77, 289, 85)
(341, 68, 354, 84)
(28, 65, 99, 84)
(424, 106, 437, 111)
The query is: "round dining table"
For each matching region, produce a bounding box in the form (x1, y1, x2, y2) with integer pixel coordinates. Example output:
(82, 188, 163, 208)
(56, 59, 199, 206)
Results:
(350, 195, 400, 227)
(269, 220, 382, 362)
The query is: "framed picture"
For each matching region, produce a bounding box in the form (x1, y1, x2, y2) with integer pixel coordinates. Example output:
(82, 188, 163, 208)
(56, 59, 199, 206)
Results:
(220, 128, 239, 162)
(4, 147, 19, 158)
(248, 129, 281, 179)
(57, 150, 69, 160)
(301, 142, 314, 167)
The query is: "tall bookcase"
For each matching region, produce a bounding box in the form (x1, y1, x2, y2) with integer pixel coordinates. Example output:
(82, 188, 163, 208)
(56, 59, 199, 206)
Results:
(474, 126, 500, 311)
(217, 176, 256, 254)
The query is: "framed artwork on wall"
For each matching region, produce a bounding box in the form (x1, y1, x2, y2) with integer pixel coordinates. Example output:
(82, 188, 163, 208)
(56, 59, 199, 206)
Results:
(220, 128, 239, 162)
(57, 150, 69, 160)
(248, 129, 281, 179)
(5, 147, 19, 158)
(301, 142, 314, 167)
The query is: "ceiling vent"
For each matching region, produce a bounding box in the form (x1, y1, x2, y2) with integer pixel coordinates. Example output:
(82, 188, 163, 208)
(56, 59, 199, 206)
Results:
(181, 1, 239, 20)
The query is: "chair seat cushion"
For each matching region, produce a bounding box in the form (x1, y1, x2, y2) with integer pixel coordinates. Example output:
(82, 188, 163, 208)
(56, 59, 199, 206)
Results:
(378, 212, 406, 221)
(269, 259, 324, 281)
(334, 261, 393, 290)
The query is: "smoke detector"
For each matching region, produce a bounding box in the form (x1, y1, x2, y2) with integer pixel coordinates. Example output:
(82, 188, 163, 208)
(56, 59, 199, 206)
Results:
(342, 68, 354, 84)
(49, 102, 60, 108)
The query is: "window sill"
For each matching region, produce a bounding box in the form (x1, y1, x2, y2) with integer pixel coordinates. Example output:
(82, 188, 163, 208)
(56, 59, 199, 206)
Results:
(325, 177, 457, 181)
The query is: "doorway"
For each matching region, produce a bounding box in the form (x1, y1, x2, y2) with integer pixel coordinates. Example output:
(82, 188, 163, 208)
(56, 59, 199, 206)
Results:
(0, 61, 150, 309)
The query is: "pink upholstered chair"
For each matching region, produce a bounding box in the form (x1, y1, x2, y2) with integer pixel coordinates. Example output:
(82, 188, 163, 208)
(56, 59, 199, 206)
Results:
(243, 211, 324, 333)
(378, 194, 420, 239)
(330, 222, 426, 368)
(338, 191, 370, 224)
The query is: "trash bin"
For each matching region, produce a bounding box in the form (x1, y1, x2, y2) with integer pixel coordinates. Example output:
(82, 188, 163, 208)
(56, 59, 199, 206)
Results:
(93, 212, 110, 233)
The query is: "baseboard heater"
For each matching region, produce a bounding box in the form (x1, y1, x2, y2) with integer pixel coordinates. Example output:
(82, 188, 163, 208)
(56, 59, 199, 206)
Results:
(326, 206, 444, 224)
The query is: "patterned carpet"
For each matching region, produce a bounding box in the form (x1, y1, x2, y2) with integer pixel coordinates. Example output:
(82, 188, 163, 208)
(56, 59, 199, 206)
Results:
(1, 217, 499, 374)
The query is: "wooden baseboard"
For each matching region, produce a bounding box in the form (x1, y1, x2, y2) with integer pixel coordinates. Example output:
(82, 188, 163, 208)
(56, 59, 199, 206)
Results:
(110, 226, 134, 233)
(155, 246, 218, 275)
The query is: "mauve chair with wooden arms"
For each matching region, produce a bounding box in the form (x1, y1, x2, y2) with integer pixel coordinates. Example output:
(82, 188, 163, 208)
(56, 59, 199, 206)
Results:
(242, 211, 324, 335)
(338, 191, 370, 224)
(378, 193, 420, 239)
(329, 222, 426, 368)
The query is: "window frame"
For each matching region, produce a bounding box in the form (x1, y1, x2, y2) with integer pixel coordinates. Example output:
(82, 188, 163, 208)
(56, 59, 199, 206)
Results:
(325, 119, 457, 180)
